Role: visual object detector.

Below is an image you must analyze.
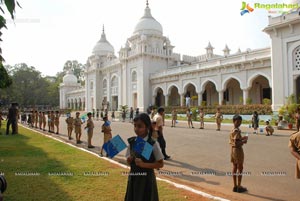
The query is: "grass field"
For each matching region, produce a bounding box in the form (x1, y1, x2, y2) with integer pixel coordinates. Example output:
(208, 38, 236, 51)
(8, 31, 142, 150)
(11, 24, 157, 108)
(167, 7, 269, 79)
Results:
(0, 123, 208, 201)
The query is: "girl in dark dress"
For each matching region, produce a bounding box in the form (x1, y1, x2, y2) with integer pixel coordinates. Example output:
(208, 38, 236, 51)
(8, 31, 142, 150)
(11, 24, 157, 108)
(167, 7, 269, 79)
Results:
(125, 113, 164, 201)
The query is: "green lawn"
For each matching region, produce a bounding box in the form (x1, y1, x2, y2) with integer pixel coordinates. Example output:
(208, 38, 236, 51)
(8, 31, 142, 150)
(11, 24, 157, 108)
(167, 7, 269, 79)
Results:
(0, 123, 206, 201)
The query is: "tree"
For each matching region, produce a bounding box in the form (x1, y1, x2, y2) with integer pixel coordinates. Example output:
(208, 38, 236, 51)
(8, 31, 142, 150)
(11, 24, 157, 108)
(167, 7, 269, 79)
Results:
(0, 63, 60, 107)
(0, 0, 21, 88)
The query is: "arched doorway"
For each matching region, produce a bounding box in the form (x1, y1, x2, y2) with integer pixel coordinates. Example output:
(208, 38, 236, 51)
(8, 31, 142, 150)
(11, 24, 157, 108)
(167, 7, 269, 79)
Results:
(169, 86, 180, 106)
(223, 79, 242, 105)
(184, 84, 197, 106)
(155, 88, 165, 107)
(202, 81, 218, 106)
(249, 75, 271, 104)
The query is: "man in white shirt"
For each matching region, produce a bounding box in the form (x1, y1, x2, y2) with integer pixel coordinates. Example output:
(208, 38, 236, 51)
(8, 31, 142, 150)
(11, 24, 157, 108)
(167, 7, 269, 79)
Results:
(153, 107, 170, 160)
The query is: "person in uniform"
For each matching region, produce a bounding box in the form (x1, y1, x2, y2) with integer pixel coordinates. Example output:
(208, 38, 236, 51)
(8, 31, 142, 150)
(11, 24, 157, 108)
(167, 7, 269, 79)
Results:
(186, 108, 194, 128)
(34, 110, 39, 128)
(215, 108, 223, 131)
(171, 108, 177, 128)
(100, 116, 112, 156)
(124, 113, 164, 201)
(199, 108, 205, 129)
(42, 112, 47, 131)
(74, 112, 83, 144)
(47, 111, 51, 132)
(229, 114, 248, 193)
(54, 111, 60, 134)
(50, 111, 55, 133)
(65, 113, 74, 140)
(38, 111, 43, 130)
(85, 112, 95, 148)
(265, 121, 274, 136)
(289, 131, 300, 179)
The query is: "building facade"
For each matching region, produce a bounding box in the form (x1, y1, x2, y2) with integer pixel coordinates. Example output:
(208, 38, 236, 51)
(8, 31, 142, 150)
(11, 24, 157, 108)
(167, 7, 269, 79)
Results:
(59, 2, 300, 112)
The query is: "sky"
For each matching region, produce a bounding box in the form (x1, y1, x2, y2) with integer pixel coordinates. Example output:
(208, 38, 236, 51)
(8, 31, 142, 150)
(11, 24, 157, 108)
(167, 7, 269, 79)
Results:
(1, 0, 293, 76)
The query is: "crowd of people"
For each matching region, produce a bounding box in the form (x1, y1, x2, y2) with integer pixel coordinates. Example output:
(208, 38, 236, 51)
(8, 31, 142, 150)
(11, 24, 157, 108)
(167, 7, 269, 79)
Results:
(1, 102, 300, 200)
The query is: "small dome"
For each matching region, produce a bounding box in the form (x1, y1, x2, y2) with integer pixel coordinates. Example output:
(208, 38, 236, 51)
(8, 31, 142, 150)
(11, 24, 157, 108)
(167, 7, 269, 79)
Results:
(133, 5, 163, 35)
(92, 27, 114, 56)
(63, 70, 78, 84)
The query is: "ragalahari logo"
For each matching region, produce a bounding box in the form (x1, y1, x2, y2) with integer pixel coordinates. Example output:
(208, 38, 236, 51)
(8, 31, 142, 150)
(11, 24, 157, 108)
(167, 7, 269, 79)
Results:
(240, 2, 254, 15)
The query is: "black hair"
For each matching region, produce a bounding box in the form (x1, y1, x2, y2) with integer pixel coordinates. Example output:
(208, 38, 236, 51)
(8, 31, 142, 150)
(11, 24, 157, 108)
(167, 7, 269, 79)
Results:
(266, 121, 269, 124)
(157, 107, 165, 113)
(133, 113, 151, 131)
(87, 112, 92, 116)
(233, 114, 242, 121)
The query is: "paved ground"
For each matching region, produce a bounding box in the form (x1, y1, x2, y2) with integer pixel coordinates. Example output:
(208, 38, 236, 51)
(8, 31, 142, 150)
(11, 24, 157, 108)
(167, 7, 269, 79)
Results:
(26, 113, 300, 201)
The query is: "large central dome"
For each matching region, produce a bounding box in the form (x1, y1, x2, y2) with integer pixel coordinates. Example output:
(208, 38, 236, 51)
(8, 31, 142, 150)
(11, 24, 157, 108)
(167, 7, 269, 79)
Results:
(133, 4, 163, 35)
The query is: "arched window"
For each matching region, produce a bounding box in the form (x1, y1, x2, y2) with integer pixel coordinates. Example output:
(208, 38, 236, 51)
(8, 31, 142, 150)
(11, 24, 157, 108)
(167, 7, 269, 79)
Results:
(103, 79, 107, 88)
(111, 76, 118, 87)
(294, 46, 300, 71)
(111, 76, 118, 95)
(132, 71, 137, 82)
(90, 81, 94, 90)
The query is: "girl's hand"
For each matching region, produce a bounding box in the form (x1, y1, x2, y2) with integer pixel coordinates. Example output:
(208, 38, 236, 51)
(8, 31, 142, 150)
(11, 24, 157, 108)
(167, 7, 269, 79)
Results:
(135, 158, 144, 168)
(127, 156, 133, 164)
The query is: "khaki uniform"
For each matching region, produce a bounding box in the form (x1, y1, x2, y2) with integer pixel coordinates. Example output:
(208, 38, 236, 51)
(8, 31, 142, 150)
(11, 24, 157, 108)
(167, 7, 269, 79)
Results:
(50, 113, 55, 128)
(86, 118, 94, 136)
(54, 114, 60, 126)
(288, 132, 300, 179)
(215, 112, 223, 124)
(66, 117, 74, 128)
(171, 111, 177, 121)
(266, 125, 274, 133)
(229, 128, 244, 165)
(186, 111, 192, 121)
(39, 113, 43, 125)
(102, 123, 112, 143)
(42, 115, 46, 126)
(74, 117, 82, 134)
(35, 112, 39, 126)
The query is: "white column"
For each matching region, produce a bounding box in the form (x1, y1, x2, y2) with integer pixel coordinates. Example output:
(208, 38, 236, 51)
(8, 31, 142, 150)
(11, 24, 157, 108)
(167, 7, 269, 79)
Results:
(218, 90, 224, 105)
(198, 92, 203, 106)
(243, 89, 249, 105)
(165, 95, 169, 107)
(180, 93, 185, 107)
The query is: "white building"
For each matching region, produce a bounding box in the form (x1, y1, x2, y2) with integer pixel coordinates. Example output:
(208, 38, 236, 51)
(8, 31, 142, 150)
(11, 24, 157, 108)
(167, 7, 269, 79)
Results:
(59, 1, 300, 112)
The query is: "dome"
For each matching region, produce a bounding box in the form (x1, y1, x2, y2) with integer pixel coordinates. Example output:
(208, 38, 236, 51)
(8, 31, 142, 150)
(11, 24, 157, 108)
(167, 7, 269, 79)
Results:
(92, 27, 114, 56)
(133, 4, 163, 35)
(63, 70, 78, 85)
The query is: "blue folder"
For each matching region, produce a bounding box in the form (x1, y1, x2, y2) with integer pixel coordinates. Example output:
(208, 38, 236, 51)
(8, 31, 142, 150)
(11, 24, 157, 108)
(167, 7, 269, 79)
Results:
(103, 135, 127, 158)
(133, 137, 153, 160)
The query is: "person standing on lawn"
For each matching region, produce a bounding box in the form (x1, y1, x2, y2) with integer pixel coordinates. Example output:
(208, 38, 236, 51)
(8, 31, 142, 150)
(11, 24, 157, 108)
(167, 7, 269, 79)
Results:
(85, 112, 95, 148)
(74, 112, 83, 144)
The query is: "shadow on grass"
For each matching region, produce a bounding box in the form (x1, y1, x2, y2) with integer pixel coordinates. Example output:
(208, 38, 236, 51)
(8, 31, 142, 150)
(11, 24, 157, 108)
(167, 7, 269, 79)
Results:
(0, 126, 73, 201)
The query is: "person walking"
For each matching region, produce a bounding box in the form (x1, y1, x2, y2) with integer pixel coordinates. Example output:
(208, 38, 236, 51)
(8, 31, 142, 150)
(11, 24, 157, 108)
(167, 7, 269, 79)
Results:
(153, 107, 171, 160)
(252, 111, 259, 134)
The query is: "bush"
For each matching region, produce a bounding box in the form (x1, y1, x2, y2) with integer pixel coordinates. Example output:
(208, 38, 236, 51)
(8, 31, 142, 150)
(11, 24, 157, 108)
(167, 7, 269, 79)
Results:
(163, 104, 272, 115)
(263, 98, 271, 105)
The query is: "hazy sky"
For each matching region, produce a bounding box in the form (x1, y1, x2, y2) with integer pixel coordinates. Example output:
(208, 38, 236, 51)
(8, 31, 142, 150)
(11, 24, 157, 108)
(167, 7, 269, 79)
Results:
(1, 0, 290, 76)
